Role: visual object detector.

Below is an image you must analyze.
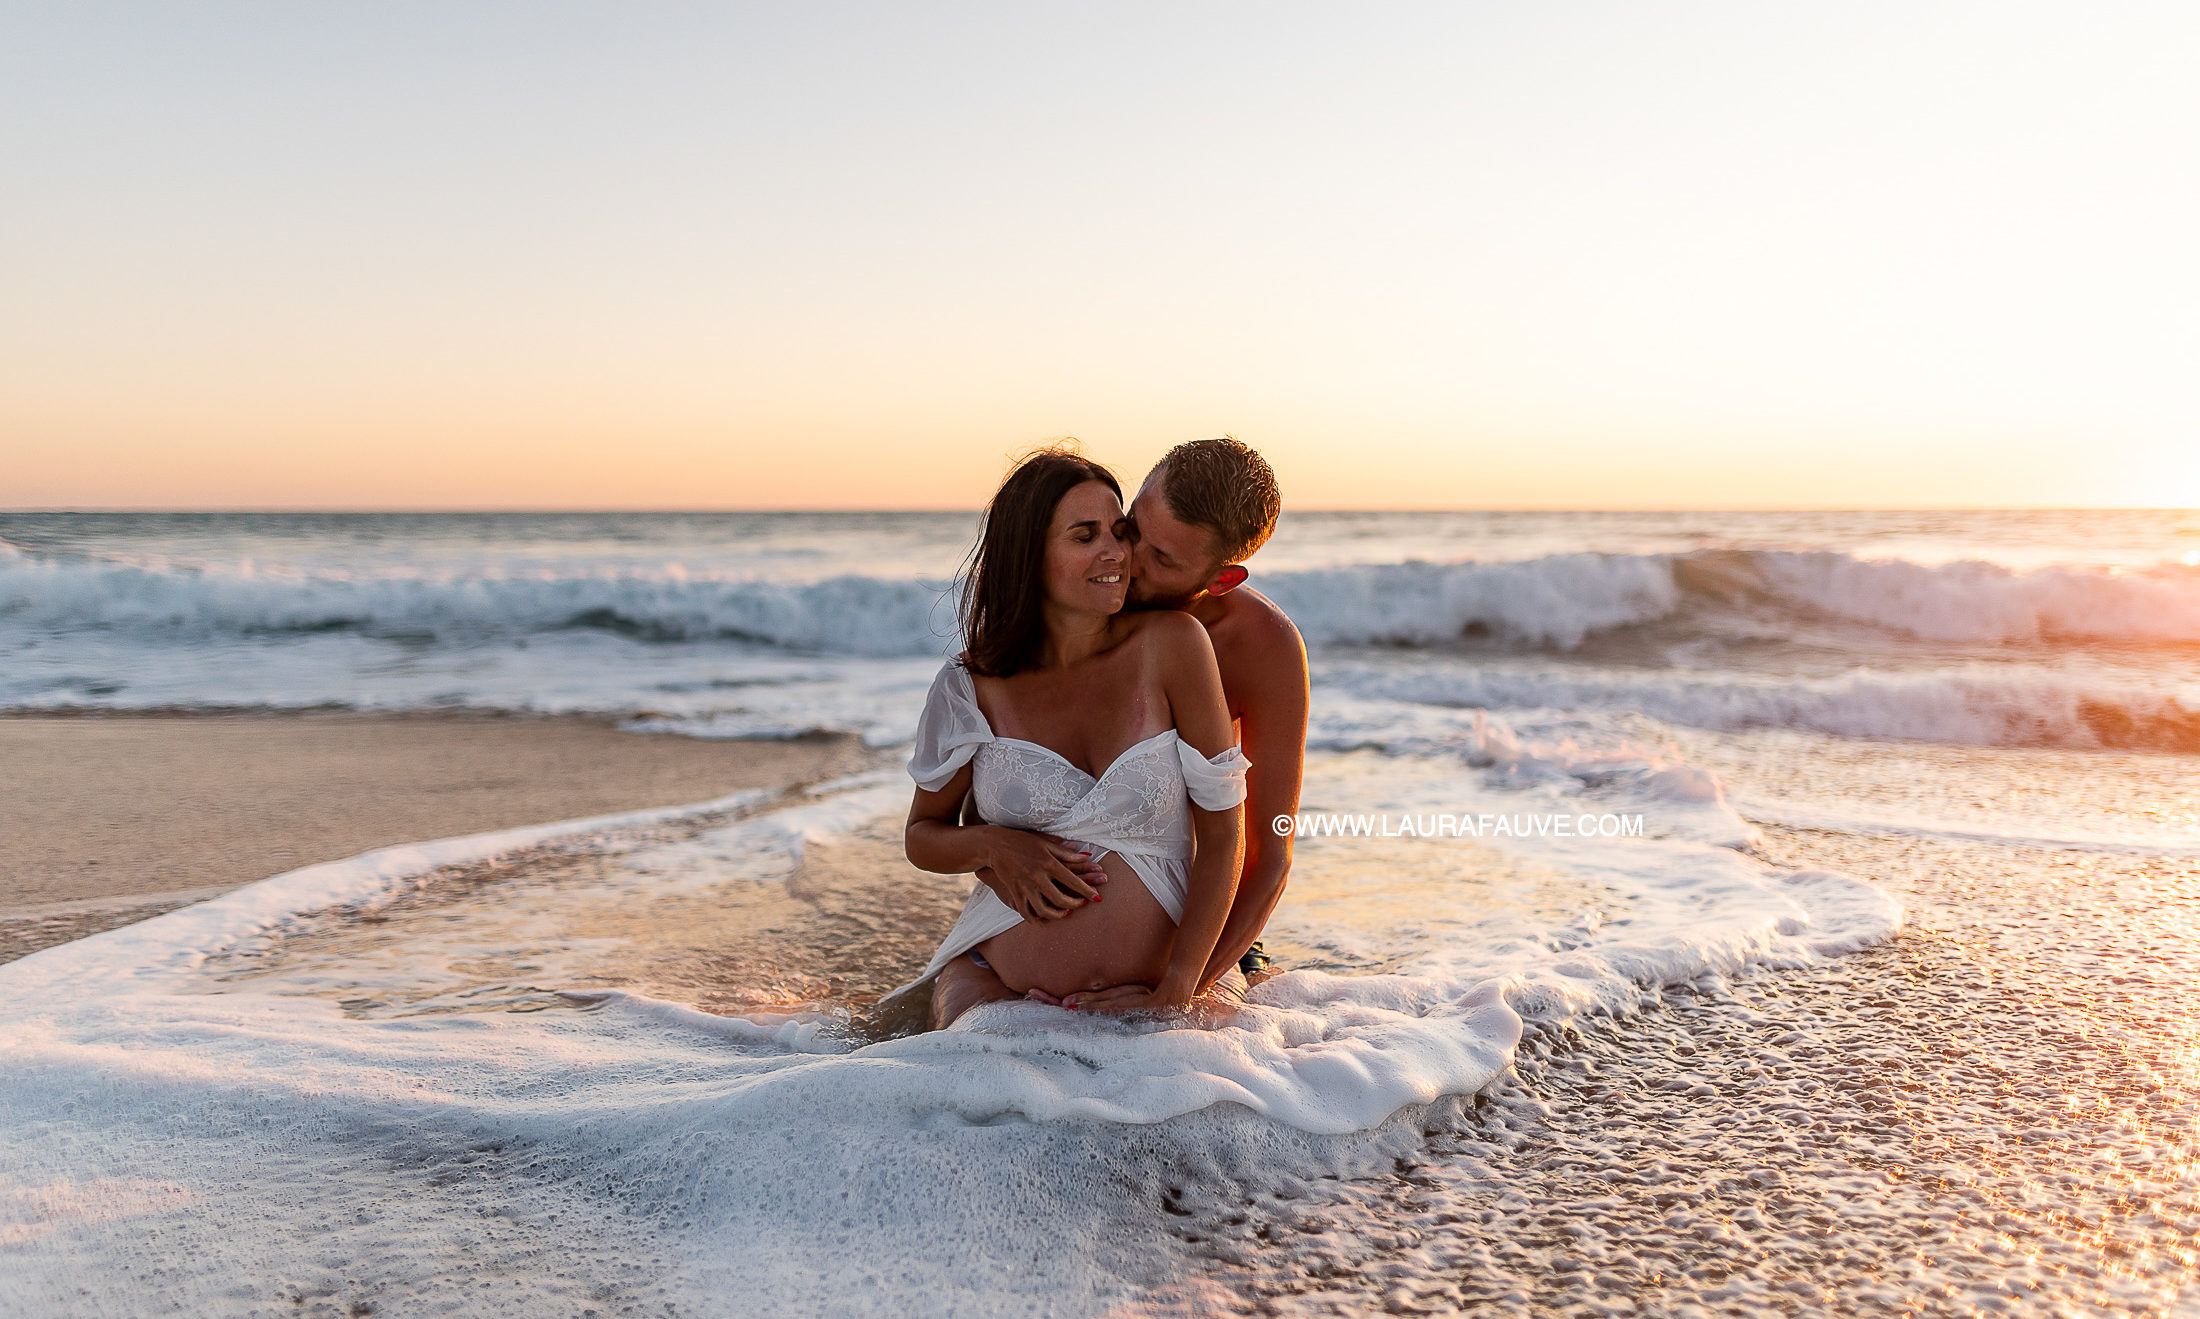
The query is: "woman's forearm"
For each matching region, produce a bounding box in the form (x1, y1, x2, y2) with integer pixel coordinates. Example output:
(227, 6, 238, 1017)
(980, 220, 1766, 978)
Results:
(905, 819, 1000, 876)
(1159, 808, 1243, 1001)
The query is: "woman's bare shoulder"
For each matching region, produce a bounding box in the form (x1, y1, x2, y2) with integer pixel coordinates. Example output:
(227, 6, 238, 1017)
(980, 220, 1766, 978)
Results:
(1122, 609, 1215, 668)
(1119, 607, 1201, 641)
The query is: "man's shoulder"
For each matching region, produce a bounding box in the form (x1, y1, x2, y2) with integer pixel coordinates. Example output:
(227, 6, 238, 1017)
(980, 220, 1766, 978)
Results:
(1206, 586, 1303, 651)
(1202, 587, 1307, 692)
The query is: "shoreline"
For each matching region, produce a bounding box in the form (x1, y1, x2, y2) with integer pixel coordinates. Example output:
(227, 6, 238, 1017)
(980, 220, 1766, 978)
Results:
(0, 710, 879, 963)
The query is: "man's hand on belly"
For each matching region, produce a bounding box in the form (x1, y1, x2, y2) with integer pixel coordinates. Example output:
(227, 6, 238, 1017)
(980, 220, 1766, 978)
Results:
(1059, 983, 1151, 1011)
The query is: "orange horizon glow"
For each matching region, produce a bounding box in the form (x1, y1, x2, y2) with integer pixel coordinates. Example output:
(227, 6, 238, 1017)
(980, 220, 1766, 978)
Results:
(2, 420, 2189, 513)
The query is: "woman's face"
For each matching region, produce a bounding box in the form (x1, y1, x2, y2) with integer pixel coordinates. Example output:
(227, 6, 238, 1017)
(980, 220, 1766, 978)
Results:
(1041, 480, 1130, 616)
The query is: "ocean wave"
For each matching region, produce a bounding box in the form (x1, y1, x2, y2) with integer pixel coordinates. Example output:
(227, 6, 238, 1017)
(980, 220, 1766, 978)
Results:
(1265, 553, 1684, 649)
(0, 543, 958, 656)
(1717, 549, 2200, 646)
(1320, 661, 2200, 754)
(9, 540, 2200, 659)
(1266, 548, 2200, 651)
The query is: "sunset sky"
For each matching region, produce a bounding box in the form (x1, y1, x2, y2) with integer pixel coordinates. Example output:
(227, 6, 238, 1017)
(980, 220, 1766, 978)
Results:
(3, 3, 2194, 511)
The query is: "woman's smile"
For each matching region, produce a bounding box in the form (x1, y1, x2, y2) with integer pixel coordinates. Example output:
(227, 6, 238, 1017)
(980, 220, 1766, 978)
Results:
(1087, 565, 1127, 602)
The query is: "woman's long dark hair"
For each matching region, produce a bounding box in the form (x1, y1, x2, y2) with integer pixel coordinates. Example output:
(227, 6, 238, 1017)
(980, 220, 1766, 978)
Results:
(959, 444, 1122, 678)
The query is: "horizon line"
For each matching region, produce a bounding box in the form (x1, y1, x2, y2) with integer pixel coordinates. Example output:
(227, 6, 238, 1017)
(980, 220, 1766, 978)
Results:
(4, 504, 2199, 517)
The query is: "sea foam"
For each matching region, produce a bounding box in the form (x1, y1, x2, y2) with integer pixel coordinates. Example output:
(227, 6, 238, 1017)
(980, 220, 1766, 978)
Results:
(0, 730, 1898, 1314)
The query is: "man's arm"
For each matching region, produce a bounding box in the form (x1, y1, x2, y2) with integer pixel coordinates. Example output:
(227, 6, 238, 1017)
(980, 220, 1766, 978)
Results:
(1197, 613, 1308, 989)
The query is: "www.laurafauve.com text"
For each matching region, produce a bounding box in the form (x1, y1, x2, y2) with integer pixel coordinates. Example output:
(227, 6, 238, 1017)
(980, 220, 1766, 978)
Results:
(1272, 812, 1646, 839)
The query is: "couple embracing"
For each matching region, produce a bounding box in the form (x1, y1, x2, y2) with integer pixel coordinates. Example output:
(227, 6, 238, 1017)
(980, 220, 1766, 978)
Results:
(893, 438, 1309, 1030)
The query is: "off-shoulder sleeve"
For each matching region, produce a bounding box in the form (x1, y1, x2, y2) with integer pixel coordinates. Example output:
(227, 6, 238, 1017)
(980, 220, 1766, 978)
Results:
(1176, 739, 1251, 810)
(907, 661, 993, 791)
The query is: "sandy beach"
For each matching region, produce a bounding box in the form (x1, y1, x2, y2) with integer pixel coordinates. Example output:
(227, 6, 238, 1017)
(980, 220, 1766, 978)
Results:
(0, 712, 875, 963)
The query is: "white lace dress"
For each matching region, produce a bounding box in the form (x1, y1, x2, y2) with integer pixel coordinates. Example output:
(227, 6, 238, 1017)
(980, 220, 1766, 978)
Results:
(889, 659, 1251, 998)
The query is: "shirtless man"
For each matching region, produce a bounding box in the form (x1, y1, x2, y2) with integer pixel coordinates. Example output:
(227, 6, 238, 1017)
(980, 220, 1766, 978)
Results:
(927, 437, 1309, 1028)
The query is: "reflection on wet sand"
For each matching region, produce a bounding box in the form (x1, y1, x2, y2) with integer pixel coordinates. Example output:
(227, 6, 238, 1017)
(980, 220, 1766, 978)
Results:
(196, 800, 970, 1034)
(189, 773, 1619, 1042)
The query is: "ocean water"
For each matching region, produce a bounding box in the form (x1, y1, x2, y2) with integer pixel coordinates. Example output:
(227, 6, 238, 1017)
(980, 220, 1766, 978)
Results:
(3, 509, 2199, 1315)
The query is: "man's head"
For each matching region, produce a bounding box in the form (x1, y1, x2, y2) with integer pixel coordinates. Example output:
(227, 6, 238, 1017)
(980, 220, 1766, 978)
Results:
(1125, 437, 1282, 610)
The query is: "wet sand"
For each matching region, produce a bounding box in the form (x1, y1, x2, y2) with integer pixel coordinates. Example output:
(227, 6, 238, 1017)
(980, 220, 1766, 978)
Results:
(196, 819, 972, 1033)
(1148, 824, 2200, 1317)
(0, 712, 877, 963)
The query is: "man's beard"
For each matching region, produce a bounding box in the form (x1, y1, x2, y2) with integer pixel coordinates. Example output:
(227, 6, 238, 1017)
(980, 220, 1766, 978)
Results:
(1126, 583, 1203, 612)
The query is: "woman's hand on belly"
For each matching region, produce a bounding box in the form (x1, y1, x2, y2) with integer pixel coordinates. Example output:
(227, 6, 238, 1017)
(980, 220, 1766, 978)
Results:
(976, 827, 1109, 921)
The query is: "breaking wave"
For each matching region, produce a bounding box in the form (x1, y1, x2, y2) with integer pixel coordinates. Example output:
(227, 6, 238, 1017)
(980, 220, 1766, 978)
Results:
(1319, 661, 2200, 755)
(10, 541, 2198, 656)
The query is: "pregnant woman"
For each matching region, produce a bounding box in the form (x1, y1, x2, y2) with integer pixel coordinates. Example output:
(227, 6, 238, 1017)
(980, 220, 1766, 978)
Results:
(891, 445, 1248, 1027)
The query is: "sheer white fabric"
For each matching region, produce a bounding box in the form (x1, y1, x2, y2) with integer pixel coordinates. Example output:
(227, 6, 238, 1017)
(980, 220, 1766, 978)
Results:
(890, 660, 1250, 998)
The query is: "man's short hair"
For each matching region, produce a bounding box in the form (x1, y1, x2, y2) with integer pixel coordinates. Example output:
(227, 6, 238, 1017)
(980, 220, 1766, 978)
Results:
(1151, 437, 1282, 566)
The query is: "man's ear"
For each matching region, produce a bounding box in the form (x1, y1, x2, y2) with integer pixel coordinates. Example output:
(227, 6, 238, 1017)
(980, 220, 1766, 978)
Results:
(1209, 564, 1249, 595)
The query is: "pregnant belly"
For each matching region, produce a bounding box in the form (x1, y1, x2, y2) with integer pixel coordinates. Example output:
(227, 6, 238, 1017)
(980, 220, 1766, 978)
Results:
(974, 851, 1176, 998)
